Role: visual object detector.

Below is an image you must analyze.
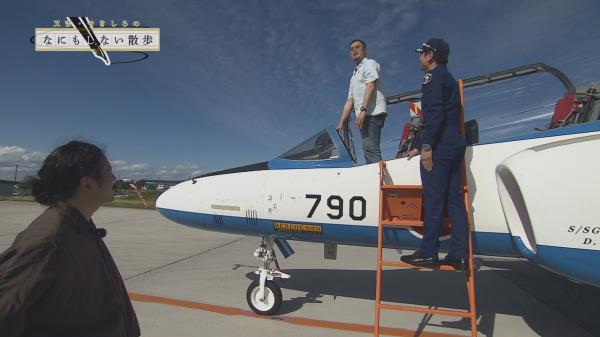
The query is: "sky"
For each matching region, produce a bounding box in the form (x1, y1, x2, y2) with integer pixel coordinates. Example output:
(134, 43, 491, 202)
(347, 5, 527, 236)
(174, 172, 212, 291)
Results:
(1, 0, 599, 180)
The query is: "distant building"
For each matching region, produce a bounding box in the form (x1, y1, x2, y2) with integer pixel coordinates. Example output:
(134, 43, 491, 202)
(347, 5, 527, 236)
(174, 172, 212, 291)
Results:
(0, 180, 17, 196)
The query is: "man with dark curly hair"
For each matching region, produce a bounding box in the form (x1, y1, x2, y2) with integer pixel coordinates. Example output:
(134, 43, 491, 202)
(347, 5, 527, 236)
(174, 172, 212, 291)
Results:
(0, 140, 140, 337)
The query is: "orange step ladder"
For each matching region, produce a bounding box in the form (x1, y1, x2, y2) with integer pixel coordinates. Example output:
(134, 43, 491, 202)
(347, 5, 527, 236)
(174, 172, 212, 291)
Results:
(373, 80, 477, 337)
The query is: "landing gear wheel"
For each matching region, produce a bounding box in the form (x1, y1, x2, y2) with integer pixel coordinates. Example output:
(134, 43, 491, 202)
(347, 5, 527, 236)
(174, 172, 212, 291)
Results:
(246, 280, 282, 315)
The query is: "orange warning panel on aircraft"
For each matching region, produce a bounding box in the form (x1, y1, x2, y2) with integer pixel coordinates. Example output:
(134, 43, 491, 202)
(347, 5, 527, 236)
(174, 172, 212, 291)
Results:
(382, 187, 423, 223)
(273, 221, 323, 234)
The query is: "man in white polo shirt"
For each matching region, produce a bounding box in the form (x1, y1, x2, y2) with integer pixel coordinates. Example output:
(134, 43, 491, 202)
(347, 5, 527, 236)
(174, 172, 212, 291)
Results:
(336, 39, 388, 164)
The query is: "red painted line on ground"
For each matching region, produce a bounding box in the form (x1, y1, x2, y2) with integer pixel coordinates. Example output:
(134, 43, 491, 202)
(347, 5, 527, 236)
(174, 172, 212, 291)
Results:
(129, 292, 463, 337)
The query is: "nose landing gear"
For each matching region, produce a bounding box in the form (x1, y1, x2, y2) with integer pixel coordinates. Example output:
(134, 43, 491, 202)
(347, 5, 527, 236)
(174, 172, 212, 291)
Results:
(246, 237, 290, 315)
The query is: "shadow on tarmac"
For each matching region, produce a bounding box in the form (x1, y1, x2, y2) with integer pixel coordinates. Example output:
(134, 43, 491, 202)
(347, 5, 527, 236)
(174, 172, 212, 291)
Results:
(244, 259, 600, 337)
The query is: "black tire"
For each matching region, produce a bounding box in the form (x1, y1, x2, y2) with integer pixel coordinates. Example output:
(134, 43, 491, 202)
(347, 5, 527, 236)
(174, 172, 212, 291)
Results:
(246, 280, 282, 315)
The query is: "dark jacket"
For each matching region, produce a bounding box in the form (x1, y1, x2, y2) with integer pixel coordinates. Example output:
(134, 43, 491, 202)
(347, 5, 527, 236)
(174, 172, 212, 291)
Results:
(0, 206, 140, 337)
(419, 64, 466, 153)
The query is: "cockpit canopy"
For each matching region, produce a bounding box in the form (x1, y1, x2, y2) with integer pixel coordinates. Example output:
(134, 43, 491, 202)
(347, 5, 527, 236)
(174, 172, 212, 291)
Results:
(269, 126, 355, 169)
(279, 129, 338, 161)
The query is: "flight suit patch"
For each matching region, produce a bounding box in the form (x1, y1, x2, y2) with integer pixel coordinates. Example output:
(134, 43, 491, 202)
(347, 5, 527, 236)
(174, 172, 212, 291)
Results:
(423, 73, 432, 85)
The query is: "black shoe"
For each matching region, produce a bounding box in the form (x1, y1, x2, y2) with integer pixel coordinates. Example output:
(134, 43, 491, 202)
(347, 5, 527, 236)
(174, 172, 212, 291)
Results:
(400, 252, 439, 268)
(442, 255, 468, 271)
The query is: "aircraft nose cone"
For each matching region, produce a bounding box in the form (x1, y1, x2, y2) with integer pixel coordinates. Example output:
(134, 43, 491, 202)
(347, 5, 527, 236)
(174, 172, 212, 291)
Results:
(155, 184, 176, 209)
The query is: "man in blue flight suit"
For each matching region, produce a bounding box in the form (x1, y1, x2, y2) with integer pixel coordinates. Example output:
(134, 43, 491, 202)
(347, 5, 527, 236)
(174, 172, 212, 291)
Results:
(400, 38, 469, 270)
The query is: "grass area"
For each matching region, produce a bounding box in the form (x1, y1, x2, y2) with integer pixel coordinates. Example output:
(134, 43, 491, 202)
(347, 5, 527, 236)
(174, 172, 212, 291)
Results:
(105, 199, 156, 209)
(0, 196, 35, 202)
(0, 191, 162, 210)
(108, 190, 161, 209)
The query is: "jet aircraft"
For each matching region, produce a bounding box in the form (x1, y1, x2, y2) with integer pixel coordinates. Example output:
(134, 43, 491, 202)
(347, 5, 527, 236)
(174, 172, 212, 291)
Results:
(156, 63, 600, 315)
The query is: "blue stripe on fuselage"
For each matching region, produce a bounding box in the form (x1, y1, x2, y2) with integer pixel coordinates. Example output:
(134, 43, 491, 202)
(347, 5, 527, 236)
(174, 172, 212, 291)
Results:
(156, 208, 519, 257)
(158, 207, 600, 287)
(527, 245, 600, 287)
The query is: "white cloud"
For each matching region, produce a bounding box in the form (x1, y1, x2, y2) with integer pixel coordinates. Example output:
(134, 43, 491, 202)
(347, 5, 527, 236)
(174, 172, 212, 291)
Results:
(478, 111, 555, 141)
(110, 159, 201, 180)
(131, 0, 424, 151)
(0, 146, 45, 180)
(0, 145, 202, 181)
(480, 112, 554, 132)
(0, 146, 46, 165)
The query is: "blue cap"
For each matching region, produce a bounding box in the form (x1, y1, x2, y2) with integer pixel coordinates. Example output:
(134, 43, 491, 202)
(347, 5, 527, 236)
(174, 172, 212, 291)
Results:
(415, 38, 450, 59)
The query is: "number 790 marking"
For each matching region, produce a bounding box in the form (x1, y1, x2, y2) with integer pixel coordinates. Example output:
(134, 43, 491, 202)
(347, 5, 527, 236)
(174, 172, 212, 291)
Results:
(306, 194, 321, 218)
(305, 194, 366, 220)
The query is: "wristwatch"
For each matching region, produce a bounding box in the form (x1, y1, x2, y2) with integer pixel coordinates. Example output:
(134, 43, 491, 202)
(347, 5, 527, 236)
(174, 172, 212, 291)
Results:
(422, 144, 432, 151)
(360, 106, 367, 112)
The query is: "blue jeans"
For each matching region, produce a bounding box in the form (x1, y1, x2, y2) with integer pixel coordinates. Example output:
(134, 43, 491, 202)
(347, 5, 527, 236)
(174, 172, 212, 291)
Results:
(360, 114, 386, 164)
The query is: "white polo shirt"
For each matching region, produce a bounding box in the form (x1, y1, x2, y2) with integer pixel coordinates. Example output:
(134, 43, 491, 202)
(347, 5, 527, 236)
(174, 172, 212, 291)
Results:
(348, 57, 387, 117)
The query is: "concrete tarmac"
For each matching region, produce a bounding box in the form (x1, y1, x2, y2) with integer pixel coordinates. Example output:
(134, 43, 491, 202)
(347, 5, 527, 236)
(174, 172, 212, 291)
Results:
(1, 201, 599, 337)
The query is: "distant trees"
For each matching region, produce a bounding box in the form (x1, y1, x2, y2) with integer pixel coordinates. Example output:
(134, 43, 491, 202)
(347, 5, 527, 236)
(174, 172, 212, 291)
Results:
(113, 179, 130, 191)
(13, 183, 31, 196)
(113, 179, 169, 192)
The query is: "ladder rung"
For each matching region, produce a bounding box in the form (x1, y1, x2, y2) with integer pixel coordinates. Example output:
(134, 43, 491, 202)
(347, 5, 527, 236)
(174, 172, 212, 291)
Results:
(381, 260, 461, 271)
(381, 220, 424, 227)
(380, 185, 468, 191)
(381, 185, 423, 190)
(375, 87, 478, 337)
(378, 303, 473, 318)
